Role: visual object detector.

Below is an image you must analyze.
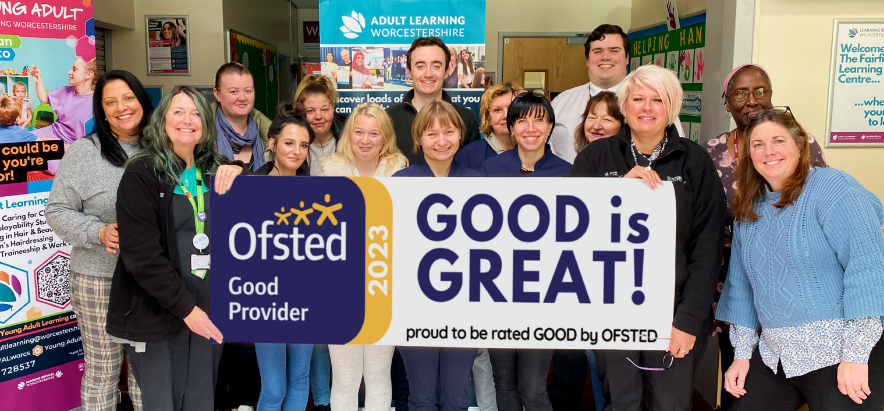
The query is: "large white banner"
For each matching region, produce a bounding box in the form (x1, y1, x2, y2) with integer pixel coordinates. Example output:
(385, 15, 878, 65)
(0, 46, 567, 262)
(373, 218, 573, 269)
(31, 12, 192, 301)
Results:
(211, 177, 676, 350)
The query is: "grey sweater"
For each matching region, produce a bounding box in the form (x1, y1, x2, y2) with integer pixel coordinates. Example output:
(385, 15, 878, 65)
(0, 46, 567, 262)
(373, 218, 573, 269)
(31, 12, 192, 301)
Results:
(46, 134, 142, 278)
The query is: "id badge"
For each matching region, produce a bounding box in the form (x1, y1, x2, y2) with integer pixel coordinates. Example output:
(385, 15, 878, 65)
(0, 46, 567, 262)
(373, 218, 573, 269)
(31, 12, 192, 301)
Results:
(192, 254, 211, 270)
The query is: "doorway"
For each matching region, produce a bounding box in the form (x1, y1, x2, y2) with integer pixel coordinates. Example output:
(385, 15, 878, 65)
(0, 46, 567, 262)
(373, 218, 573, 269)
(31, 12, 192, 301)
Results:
(499, 34, 588, 94)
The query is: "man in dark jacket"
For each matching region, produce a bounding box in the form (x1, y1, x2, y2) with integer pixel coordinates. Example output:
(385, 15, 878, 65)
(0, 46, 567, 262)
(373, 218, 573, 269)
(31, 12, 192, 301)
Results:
(386, 36, 480, 164)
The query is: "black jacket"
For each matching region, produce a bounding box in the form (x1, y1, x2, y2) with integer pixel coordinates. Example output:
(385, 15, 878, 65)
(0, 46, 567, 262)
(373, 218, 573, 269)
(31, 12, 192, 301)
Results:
(106, 156, 211, 342)
(566, 124, 726, 336)
(386, 89, 481, 165)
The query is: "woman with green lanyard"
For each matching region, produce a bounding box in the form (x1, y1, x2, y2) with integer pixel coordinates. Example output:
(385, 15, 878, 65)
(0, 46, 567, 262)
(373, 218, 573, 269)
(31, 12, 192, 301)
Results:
(106, 85, 240, 410)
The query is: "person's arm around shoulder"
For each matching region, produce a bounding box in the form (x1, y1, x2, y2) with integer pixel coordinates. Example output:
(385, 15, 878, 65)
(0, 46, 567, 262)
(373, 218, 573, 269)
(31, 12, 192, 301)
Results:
(116, 164, 196, 320)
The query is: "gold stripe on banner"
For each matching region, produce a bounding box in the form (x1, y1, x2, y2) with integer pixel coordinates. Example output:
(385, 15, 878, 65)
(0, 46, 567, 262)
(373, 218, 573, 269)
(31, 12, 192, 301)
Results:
(347, 177, 393, 344)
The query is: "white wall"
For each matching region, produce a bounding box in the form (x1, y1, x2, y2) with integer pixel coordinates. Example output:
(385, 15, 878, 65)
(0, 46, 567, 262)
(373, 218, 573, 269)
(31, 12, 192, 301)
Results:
(754, 0, 884, 199)
(110, 0, 226, 90)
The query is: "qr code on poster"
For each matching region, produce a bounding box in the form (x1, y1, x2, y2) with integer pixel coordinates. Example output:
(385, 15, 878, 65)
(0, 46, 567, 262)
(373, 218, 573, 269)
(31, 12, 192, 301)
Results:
(36, 252, 71, 308)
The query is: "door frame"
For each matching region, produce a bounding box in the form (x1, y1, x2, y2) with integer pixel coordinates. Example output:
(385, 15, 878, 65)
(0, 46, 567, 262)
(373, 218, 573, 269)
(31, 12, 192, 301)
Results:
(497, 31, 588, 84)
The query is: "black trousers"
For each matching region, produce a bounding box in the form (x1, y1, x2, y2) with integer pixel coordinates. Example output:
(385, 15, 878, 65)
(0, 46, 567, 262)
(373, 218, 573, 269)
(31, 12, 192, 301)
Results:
(729, 338, 884, 411)
(719, 332, 736, 411)
(489, 349, 554, 411)
(596, 332, 707, 411)
(548, 350, 588, 411)
(126, 328, 223, 411)
(215, 342, 261, 409)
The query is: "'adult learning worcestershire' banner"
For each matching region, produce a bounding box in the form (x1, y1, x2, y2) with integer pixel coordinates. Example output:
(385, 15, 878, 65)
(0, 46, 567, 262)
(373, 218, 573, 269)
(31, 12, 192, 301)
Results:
(210, 177, 676, 350)
(319, 0, 485, 119)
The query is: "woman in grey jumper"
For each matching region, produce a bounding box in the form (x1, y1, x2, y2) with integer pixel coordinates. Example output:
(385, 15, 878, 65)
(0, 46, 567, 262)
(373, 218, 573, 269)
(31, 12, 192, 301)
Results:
(46, 70, 152, 411)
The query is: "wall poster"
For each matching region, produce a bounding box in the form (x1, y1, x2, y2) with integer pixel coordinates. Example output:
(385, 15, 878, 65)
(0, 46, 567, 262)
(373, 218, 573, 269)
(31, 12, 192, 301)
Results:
(825, 19, 884, 146)
(146, 15, 190, 75)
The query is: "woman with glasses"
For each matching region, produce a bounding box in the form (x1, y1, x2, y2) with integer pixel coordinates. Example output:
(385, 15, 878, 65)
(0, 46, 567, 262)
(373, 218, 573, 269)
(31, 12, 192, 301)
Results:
(567, 64, 726, 410)
(481, 89, 570, 178)
(716, 107, 884, 410)
(702, 64, 828, 410)
(455, 82, 520, 170)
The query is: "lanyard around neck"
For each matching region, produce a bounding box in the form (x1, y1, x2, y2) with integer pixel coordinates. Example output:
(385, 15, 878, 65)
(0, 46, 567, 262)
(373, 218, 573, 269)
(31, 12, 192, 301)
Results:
(178, 167, 205, 237)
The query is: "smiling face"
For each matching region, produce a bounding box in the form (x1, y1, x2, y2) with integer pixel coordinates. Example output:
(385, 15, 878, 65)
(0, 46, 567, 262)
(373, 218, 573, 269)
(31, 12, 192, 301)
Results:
(407, 45, 446, 97)
(349, 114, 384, 163)
(341, 49, 351, 64)
(586, 34, 628, 89)
(460, 49, 469, 60)
(326, 52, 335, 63)
(213, 73, 255, 119)
(622, 84, 668, 138)
(165, 93, 202, 151)
(420, 118, 460, 163)
(727, 69, 773, 129)
(162, 23, 174, 40)
(489, 93, 514, 137)
(354, 53, 365, 69)
(583, 102, 622, 143)
(102, 80, 144, 140)
(749, 121, 801, 192)
(270, 123, 311, 175)
(67, 58, 92, 87)
(512, 110, 552, 153)
(302, 94, 334, 137)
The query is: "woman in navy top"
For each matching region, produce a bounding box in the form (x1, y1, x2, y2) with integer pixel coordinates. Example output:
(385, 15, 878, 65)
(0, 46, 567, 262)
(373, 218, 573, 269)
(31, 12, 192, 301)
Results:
(455, 81, 520, 170)
(393, 100, 481, 177)
(481, 89, 571, 177)
(392, 100, 478, 411)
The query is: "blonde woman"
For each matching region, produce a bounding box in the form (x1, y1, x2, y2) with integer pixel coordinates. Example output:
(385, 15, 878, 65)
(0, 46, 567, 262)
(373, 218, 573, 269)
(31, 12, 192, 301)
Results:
(321, 102, 406, 178)
(321, 103, 405, 411)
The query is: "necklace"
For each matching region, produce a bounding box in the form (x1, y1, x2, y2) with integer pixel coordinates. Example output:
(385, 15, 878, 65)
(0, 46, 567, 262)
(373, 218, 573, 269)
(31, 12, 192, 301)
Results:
(630, 133, 668, 171)
(730, 129, 740, 159)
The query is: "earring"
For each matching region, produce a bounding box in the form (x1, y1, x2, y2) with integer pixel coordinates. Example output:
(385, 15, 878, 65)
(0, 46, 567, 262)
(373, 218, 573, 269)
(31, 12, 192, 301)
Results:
(725, 111, 732, 119)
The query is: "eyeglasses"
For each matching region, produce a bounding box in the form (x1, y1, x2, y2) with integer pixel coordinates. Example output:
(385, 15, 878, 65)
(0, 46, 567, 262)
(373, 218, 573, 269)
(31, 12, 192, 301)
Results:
(627, 352, 675, 372)
(747, 105, 794, 122)
(514, 89, 548, 99)
(728, 86, 772, 102)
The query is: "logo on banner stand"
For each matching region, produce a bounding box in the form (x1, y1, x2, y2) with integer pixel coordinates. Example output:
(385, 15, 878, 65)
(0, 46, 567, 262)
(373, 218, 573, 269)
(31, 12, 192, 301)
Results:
(341, 11, 366, 39)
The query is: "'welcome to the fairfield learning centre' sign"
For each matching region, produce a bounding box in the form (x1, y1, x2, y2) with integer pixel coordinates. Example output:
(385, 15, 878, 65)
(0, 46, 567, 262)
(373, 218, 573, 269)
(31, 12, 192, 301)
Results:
(210, 177, 676, 350)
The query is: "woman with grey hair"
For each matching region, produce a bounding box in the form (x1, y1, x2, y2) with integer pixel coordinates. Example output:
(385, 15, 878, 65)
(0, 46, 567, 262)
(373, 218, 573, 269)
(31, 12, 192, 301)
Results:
(567, 64, 726, 409)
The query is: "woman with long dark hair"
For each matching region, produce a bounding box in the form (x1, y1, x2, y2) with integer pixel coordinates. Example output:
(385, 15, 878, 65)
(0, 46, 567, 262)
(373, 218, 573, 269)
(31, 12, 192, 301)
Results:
(46, 69, 152, 411)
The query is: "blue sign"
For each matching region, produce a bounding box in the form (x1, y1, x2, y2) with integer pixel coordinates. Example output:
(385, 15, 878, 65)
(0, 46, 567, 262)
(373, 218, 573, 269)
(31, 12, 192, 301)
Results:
(320, 0, 485, 46)
(0, 48, 16, 61)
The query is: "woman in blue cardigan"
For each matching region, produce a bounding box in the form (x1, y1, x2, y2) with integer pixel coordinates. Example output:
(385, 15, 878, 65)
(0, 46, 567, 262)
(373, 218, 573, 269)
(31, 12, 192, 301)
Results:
(716, 108, 884, 410)
(481, 89, 570, 177)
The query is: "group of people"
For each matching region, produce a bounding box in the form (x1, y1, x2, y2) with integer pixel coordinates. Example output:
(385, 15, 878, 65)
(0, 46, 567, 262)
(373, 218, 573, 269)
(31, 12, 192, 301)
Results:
(40, 21, 883, 411)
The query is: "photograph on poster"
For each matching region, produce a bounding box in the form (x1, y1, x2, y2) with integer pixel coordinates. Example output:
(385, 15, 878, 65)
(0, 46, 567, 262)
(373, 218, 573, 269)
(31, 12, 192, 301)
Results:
(146, 15, 190, 75)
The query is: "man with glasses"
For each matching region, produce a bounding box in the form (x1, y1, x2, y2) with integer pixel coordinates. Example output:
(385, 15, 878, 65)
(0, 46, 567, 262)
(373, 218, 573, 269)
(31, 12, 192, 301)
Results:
(387, 36, 480, 164)
(549, 24, 684, 164)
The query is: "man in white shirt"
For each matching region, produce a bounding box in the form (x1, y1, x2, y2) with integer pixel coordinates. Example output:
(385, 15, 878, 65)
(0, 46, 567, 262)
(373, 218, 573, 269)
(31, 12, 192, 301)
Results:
(550, 24, 683, 163)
